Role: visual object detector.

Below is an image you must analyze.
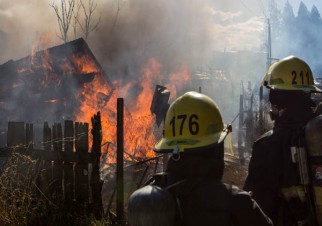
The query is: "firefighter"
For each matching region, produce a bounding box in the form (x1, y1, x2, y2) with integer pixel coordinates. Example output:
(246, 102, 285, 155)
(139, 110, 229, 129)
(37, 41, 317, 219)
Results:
(128, 91, 273, 226)
(244, 55, 321, 226)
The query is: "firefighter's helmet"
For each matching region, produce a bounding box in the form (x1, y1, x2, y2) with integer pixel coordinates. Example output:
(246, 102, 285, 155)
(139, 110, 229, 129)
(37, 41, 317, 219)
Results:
(154, 91, 229, 153)
(262, 55, 321, 93)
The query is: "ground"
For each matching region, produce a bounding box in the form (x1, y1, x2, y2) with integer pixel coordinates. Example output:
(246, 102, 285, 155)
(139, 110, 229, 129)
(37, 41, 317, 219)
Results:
(222, 154, 249, 188)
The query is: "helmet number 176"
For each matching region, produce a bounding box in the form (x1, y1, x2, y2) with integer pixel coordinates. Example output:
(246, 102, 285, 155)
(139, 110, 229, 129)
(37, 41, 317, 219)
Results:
(169, 114, 199, 136)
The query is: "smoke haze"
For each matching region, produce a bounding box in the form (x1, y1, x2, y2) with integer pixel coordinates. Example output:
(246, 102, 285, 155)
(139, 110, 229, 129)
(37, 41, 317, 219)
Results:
(0, 0, 265, 66)
(1, 0, 321, 125)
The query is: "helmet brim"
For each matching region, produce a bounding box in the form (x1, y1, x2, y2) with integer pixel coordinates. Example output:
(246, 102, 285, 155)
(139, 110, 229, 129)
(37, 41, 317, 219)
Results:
(154, 130, 228, 153)
(266, 84, 322, 93)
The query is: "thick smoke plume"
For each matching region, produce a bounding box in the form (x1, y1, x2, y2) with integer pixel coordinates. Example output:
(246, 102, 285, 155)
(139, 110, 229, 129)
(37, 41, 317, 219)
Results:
(89, 0, 222, 81)
(0, 0, 268, 143)
(0, 0, 263, 73)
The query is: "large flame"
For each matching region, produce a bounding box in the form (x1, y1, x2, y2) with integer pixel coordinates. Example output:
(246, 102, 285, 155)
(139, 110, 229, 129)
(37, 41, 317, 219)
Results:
(14, 40, 192, 164)
(74, 57, 160, 163)
(74, 56, 192, 164)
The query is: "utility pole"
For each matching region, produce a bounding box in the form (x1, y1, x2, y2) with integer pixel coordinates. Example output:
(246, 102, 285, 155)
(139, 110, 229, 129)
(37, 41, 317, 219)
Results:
(259, 16, 272, 131)
(266, 18, 272, 69)
(238, 81, 245, 165)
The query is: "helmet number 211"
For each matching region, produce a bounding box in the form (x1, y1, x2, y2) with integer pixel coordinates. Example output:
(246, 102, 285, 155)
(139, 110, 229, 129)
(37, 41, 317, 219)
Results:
(169, 114, 199, 136)
(291, 70, 310, 85)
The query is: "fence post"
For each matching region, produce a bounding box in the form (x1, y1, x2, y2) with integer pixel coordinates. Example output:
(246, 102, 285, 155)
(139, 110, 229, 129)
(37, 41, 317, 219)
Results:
(91, 112, 103, 219)
(116, 98, 124, 224)
(238, 93, 245, 165)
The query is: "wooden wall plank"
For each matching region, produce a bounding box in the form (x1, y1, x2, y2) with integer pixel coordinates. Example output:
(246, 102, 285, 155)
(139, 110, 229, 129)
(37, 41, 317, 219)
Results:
(43, 122, 52, 151)
(7, 121, 25, 147)
(53, 123, 63, 152)
(52, 123, 63, 201)
(63, 120, 74, 203)
(25, 123, 33, 150)
(41, 122, 52, 199)
(75, 122, 89, 204)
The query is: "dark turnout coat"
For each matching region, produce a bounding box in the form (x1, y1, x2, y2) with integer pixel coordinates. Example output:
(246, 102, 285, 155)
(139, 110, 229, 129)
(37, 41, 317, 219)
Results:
(244, 106, 316, 226)
(128, 149, 273, 226)
(170, 178, 273, 226)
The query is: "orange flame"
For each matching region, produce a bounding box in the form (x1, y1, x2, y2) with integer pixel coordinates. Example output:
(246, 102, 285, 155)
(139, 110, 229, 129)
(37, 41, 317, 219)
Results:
(71, 55, 98, 74)
(122, 58, 162, 159)
(15, 36, 193, 164)
(74, 57, 162, 163)
(167, 65, 192, 99)
(73, 56, 194, 163)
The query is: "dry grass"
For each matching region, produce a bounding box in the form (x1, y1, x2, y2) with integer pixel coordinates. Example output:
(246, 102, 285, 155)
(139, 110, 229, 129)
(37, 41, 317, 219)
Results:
(0, 151, 46, 225)
(0, 151, 108, 226)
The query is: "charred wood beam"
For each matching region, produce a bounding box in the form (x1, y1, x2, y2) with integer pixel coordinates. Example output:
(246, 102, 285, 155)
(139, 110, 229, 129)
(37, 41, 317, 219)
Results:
(7, 122, 25, 147)
(77, 72, 96, 84)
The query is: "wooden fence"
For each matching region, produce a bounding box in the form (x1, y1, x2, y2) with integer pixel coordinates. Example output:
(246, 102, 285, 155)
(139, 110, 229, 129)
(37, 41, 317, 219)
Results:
(0, 112, 103, 218)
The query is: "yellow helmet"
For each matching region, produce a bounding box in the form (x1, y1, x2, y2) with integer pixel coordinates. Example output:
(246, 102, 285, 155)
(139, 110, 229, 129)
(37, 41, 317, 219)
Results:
(154, 91, 229, 153)
(262, 55, 322, 92)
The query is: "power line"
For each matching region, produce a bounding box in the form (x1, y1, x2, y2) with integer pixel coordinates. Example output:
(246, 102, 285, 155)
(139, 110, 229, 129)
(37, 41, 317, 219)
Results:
(238, 0, 260, 17)
(257, 0, 268, 18)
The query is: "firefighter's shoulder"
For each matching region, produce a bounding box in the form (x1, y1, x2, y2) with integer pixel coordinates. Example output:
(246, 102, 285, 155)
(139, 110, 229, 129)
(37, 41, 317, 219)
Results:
(254, 130, 273, 143)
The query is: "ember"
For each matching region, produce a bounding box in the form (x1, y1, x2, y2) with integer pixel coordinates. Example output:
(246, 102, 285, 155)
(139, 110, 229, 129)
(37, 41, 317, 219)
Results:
(44, 99, 59, 103)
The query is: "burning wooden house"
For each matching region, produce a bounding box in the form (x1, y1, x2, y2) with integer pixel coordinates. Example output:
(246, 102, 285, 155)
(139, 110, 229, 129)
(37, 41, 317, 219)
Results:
(0, 38, 114, 147)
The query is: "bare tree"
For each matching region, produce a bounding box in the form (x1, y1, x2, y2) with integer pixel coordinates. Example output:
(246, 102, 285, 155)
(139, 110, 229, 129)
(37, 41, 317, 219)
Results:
(78, 0, 101, 40)
(72, 3, 81, 40)
(110, 0, 121, 34)
(50, 0, 75, 43)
